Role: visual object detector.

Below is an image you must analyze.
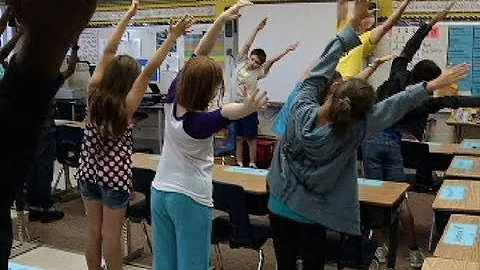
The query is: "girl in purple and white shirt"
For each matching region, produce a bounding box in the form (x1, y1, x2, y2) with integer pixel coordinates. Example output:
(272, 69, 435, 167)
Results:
(150, 1, 268, 269)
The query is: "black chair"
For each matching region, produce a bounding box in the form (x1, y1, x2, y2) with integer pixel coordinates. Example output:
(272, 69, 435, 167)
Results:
(214, 123, 237, 165)
(124, 167, 155, 261)
(325, 231, 379, 270)
(53, 125, 84, 201)
(211, 181, 272, 270)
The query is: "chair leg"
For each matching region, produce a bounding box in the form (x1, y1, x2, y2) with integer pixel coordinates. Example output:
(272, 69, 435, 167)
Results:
(52, 166, 64, 193)
(428, 214, 437, 252)
(256, 249, 265, 270)
(214, 244, 224, 270)
(142, 221, 152, 253)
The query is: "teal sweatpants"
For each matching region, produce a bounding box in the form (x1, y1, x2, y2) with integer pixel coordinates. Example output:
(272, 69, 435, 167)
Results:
(151, 189, 213, 270)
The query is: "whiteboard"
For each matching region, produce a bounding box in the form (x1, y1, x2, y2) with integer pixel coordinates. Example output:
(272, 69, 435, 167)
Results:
(238, 3, 339, 102)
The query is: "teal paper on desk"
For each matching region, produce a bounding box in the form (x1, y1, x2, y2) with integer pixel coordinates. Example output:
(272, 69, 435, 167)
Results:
(8, 262, 42, 270)
(462, 141, 480, 149)
(357, 178, 384, 187)
(453, 159, 475, 170)
(150, 155, 162, 161)
(444, 223, 478, 247)
(440, 186, 467, 200)
(427, 142, 443, 146)
(225, 166, 269, 176)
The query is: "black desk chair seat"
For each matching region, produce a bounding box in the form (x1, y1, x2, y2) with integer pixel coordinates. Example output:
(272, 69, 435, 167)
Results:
(126, 167, 155, 254)
(211, 181, 272, 270)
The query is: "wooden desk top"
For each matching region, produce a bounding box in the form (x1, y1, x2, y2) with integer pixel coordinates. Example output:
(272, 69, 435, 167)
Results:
(457, 139, 480, 157)
(54, 119, 85, 129)
(434, 214, 480, 262)
(446, 117, 480, 128)
(132, 154, 409, 206)
(428, 142, 459, 155)
(358, 181, 409, 207)
(432, 180, 480, 213)
(422, 258, 480, 270)
(131, 153, 267, 194)
(445, 156, 480, 179)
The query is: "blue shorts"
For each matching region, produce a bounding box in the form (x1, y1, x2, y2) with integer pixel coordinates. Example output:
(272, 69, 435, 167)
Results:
(234, 112, 259, 139)
(80, 181, 130, 210)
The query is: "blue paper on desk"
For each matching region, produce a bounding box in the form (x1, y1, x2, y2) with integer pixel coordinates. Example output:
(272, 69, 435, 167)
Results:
(225, 166, 269, 176)
(444, 223, 478, 247)
(8, 262, 42, 270)
(357, 178, 384, 187)
(453, 159, 475, 170)
(439, 186, 466, 200)
(462, 141, 480, 149)
(427, 142, 443, 146)
(150, 155, 162, 161)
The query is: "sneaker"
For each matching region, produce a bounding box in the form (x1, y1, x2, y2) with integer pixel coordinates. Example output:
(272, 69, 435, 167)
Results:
(249, 162, 258, 168)
(28, 206, 64, 223)
(409, 249, 424, 269)
(374, 244, 388, 263)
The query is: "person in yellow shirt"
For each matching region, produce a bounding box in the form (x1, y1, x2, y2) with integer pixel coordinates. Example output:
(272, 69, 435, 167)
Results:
(336, 0, 413, 78)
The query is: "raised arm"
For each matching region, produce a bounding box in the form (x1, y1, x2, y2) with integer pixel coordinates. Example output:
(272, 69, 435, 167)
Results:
(263, 42, 298, 75)
(337, 0, 349, 28)
(195, 0, 252, 57)
(0, 27, 23, 62)
(370, 0, 412, 45)
(366, 64, 470, 134)
(425, 95, 480, 114)
(89, 0, 138, 88)
(60, 44, 80, 80)
(126, 16, 194, 118)
(356, 54, 394, 80)
(238, 18, 266, 61)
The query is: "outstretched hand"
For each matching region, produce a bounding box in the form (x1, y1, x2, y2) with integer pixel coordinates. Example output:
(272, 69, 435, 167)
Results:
(170, 15, 195, 37)
(431, 1, 455, 24)
(222, 0, 253, 21)
(244, 88, 269, 112)
(257, 17, 268, 30)
(286, 42, 299, 52)
(426, 63, 470, 93)
(128, 0, 140, 16)
(372, 54, 395, 66)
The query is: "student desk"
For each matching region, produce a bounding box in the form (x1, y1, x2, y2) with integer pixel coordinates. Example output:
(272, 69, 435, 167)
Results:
(432, 180, 480, 238)
(457, 139, 480, 157)
(434, 214, 480, 262)
(422, 257, 480, 270)
(445, 156, 480, 180)
(132, 153, 408, 269)
(446, 117, 480, 143)
(428, 142, 459, 155)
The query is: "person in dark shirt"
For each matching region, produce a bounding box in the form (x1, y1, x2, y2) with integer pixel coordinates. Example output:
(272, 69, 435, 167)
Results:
(25, 44, 79, 223)
(0, 1, 97, 268)
(362, 3, 479, 268)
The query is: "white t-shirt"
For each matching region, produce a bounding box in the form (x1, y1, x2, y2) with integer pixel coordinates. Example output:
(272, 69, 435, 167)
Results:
(230, 60, 266, 102)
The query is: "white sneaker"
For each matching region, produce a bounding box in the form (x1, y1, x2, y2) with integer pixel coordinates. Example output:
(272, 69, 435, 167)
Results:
(409, 249, 424, 269)
(374, 244, 388, 263)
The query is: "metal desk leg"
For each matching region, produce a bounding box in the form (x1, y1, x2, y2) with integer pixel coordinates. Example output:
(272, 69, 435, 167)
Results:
(386, 218, 399, 269)
(123, 220, 143, 262)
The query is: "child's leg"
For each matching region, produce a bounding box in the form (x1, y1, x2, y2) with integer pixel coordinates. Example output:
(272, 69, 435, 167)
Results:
(80, 182, 103, 270)
(246, 138, 257, 167)
(164, 192, 212, 270)
(269, 213, 299, 270)
(101, 187, 130, 270)
(151, 189, 177, 270)
(236, 137, 246, 166)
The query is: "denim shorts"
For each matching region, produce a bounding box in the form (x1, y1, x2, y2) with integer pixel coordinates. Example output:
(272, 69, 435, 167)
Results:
(80, 181, 130, 210)
(234, 112, 259, 139)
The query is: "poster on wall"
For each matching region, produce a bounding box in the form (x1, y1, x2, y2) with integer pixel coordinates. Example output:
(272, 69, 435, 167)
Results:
(156, 29, 179, 72)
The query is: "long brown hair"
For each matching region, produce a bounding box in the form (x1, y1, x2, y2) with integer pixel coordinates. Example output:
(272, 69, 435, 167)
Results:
(88, 55, 141, 138)
(329, 78, 375, 136)
(176, 56, 223, 112)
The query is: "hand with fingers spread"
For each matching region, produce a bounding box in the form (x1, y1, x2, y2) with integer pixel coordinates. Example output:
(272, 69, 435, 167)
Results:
(128, 0, 140, 17)
(350, 0, 371, 30)
(170, 15, 195, 38)
(430, 1, 455, 25)
(426, 64, 470, 94)
(244, 88, 269, 113)
(221, 0, 253, 21)
(257, 17, 268, 30)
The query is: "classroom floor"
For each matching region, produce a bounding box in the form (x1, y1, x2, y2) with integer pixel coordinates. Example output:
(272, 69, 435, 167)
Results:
(10, 165, 437, 270)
